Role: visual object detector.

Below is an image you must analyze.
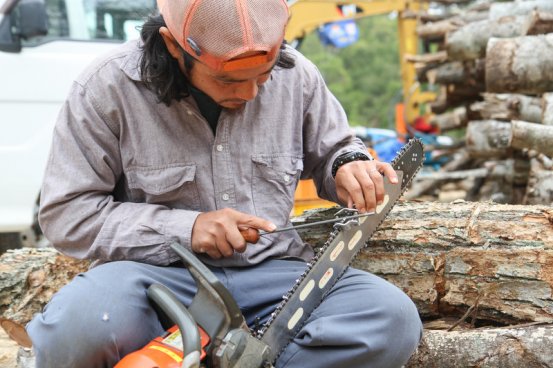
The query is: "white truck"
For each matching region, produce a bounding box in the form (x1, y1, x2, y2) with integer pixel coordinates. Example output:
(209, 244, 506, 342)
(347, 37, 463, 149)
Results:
(0, 0, 156, 251)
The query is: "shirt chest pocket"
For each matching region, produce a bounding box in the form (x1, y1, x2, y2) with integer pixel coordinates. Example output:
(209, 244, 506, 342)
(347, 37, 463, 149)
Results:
(251, 154, 303, 223)
(126, 164, 201, 211)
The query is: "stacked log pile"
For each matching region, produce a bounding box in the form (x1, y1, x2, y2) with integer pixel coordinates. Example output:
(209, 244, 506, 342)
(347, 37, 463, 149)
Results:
(2, 201, 552, 366)
(408, 0, 553, 206)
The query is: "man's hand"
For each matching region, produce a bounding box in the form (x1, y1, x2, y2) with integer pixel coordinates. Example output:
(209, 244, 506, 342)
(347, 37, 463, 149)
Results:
(334, 160, 398, 213)
(191, 208, 276, 259)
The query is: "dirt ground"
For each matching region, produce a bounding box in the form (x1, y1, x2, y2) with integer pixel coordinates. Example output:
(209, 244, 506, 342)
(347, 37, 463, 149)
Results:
(0, 329, 18, 367)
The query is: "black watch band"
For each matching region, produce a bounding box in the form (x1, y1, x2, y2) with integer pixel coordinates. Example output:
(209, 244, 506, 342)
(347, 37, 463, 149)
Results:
(331, 151, 373, 178)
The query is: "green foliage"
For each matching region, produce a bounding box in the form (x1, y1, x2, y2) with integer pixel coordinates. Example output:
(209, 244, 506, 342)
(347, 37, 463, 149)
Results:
(299, 15, 402, 129)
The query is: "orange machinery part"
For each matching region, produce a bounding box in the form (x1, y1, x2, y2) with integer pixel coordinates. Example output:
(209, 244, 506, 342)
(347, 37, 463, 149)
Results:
(116, 325, 210, 368)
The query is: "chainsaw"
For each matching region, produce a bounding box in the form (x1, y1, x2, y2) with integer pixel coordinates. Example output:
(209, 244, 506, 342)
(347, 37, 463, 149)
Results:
(115, 138, 424, 368)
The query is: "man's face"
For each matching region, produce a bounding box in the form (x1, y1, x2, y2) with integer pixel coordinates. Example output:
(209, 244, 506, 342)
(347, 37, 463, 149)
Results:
(187, 55, 276, 109)
(159, 27, 277, 109)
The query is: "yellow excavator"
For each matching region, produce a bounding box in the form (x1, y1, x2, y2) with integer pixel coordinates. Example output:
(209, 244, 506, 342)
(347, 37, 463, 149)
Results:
(287, 0, 435, 215)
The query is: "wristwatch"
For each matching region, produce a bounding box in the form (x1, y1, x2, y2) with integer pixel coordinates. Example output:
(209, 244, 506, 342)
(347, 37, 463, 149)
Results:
(331, 151, 373, 178)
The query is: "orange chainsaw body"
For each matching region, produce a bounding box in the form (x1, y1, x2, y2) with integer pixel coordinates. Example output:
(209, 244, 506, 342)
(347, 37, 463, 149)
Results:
(116, 325, 210, 367)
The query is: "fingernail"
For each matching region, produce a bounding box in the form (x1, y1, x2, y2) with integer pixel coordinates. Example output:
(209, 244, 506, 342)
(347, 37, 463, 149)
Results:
(391, 176, 398, 184)
(268, 223, 276, 231)
(359, 208, 366, 213)
(368, 207, 375, 213)
(377, 200, 383, 205)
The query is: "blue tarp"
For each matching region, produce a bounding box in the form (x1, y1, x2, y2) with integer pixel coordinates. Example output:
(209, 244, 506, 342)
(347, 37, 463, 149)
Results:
(318, 19, 359, 48)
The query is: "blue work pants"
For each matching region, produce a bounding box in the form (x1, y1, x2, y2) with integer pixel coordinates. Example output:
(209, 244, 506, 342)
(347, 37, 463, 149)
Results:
(27, 259, 422, 367)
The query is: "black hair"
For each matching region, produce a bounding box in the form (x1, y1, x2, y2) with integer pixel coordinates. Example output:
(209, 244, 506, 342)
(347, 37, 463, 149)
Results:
(139, 15, 296, 106)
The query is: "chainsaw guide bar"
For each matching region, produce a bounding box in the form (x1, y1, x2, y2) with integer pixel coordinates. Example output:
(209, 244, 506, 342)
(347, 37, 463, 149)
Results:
(256, 138, 424, 364)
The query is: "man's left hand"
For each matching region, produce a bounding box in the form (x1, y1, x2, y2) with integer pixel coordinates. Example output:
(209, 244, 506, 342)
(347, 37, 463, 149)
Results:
(334, 160, 398, 213)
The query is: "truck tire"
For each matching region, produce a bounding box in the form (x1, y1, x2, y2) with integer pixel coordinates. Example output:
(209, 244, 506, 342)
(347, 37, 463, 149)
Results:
(0, 228, 43, 255)
(0, 232, 25, 254)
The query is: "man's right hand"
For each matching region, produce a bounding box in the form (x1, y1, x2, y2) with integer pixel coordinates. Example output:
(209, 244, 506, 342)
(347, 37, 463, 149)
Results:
(191, 208, 276, 259)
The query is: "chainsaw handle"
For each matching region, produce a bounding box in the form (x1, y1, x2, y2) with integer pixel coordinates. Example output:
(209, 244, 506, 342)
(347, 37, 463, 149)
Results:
(147, 284, 201, 368)
(170, 243, 245, 331)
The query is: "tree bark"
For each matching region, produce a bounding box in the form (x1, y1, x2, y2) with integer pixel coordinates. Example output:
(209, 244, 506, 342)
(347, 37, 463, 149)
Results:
(542, 93, 553, 125)
(2, 202, 553, 365)
(524, 158, 553, 205)
(466, 120, 553, 158)
(426, 59, 485, 86)
(490, 0, 553, 20)
(419, 0, 472, 4)
(3, 202, 552, 327)
(525, 10, 553, 35)
(470, 93, 543, 124)
(407, 324, 553, 368)
(430, 106, 468, 131)
(511, 120, 553, 156)
(417, 17, 466, 40)
(486, 34, 553, 94)
(0, 249, 89, 324)
(404, 150, 472, 199)
(296, 201, 553, 324)
(446, 16, 529, 61)
(405, 51, 448, 64)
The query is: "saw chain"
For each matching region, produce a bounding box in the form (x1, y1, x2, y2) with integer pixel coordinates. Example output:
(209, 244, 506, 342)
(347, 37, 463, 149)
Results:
(117, 138, 424, 368)
(255, 138, 424, 364)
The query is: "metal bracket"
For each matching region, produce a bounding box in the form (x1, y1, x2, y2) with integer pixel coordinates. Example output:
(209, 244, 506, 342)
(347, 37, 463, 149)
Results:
(332, 208, 361, 231)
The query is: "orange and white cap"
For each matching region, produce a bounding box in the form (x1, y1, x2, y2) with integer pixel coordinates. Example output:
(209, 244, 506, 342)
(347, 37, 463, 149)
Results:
(157, 0, 289, 72)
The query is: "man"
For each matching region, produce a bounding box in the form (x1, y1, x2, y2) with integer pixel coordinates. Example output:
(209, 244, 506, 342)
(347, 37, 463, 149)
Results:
(27, 0, 422, 367)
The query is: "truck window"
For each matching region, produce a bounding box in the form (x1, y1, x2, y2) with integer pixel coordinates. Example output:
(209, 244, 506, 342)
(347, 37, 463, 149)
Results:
(22, 0, 156, 46)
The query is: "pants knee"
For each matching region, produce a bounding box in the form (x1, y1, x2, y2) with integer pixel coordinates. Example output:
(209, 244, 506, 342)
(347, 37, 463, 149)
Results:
(27, 262, 163, 368)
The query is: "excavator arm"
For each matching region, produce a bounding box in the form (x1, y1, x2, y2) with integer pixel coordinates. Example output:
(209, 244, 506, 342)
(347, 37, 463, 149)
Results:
(285, 0, 435, 125)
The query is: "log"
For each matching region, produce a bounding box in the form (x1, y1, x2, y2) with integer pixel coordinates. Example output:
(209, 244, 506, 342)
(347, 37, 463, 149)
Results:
(470, 93, 543, 124)
(430, 106, 468, 131)
(417, 17, 466, 40)
(524, 158, 553, 205)
(427, 61, 465, 85)
(426, 59, 485, 86)
(402, 10, 450, 23)
(448, 83, 485, 101)
(404, 149, 472, 199)
(297, 201, 553, 324)
(511, 120, 553, 157)
(405, 51, 448, 64)
(543, 93, 553, 126)
(407, 324, 553, 367)
(466, 0, 492, 13)
(2, 202, 553, 365)
(477, 159, 517, 204)
(489, 0, 553, 21)
(3, 202, 551, 326)
(446, 16, 529, 61)
(0, 249, 89, 324)
(466, 120, 553, 158)
(429, 87, 449, 115)
(419, 0, 472, 4)
(486, 34, 553, 94)
(525, 10, 553, 35)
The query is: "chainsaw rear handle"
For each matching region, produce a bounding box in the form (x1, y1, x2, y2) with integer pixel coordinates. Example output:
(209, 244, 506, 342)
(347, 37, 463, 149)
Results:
(147, 284, 201, 368)
(170, 243, 246, 351)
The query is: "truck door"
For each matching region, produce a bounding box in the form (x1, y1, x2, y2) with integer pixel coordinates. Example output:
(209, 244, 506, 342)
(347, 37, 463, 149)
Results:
(0, 0, 156, 251)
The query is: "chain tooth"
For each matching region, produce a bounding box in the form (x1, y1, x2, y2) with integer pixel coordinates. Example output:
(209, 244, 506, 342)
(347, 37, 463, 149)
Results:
(256, 139, 424, 351)
(256, 233, 336, 340)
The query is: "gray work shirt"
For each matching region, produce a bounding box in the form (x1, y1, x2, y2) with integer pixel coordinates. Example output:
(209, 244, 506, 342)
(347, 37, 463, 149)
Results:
(39, 40, 367, 267)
